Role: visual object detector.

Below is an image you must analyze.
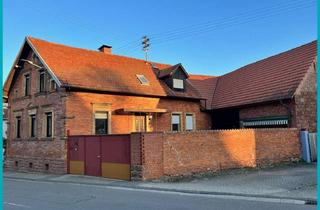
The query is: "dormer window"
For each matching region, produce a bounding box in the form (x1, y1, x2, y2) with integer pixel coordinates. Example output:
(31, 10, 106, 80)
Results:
(173, 79, 184, 90)
(157, 63, 188, 91)
(136, 74, 149, 85)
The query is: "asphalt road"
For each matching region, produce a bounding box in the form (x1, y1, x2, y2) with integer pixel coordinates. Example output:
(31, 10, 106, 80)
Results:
(4, 178, 315, 210)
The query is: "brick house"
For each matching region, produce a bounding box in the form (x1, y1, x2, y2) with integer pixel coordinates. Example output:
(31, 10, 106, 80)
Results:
(190, 41, 317, 132)
(3, 37, 316, 174)
(3, 37, 211, 173)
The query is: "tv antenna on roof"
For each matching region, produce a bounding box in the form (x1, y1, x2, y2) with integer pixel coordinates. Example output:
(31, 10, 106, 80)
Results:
(142, 36, 150, 62)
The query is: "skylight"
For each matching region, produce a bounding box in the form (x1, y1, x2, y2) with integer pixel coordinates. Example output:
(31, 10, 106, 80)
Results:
(136, 74, 149, 85)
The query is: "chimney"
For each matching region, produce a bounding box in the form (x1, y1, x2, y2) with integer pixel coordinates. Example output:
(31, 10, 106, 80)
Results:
(98, 45, 112, 54)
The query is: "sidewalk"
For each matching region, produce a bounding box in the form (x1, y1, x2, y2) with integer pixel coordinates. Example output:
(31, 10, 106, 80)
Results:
(4, 163, 316, 203)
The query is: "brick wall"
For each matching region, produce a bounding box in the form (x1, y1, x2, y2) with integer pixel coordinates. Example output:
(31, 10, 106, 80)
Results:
(140, 128, 300, 180)
(130, 133, 142, 165)
(141, 132, 164, 179)
(239, 101, 296, 128)
(294, 62, 317, 132)
(65, 92, 211, 135)
(5, 51, 68, 174)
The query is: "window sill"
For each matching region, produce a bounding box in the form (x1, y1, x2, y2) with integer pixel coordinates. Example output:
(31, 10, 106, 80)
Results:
(48, 90, 57, 94)
(27, 137, 39, 141)
(35, 91, 48, 97)
(12, 137, 55, 141)
(12, 95, 31, 102)
(40, 137, 54, 141)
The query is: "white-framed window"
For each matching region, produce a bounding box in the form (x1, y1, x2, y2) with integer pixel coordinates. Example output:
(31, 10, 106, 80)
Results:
(30, 114, 37, 137)
(45, 112, 53, 137)
(49, 79, 57, 91)
(94, 111, 109, 134)
(39, 70, 46, 92)
(24, 74, 31, 96)
(16, 116, 21, 138)
(136, 74, 149, 85)
(185, 113, 195, 131)
(173, 79, 184, 89)
(171, 113, 181, 131)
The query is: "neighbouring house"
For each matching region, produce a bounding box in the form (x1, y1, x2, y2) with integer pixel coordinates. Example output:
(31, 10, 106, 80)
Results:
(3, 37, 316, 175)
(190, 40, 317, 131)
(3, 103, 8, 139)
(3, 103, 8, 154)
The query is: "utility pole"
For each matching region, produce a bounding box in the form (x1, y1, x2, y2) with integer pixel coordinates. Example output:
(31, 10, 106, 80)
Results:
(142, 36, 150, 62)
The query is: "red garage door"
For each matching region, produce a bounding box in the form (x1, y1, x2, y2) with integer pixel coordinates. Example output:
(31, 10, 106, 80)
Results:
(68, 134, 131, 180)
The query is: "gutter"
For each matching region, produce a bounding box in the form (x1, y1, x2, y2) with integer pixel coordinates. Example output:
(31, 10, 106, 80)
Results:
(63, 85, 205, 101)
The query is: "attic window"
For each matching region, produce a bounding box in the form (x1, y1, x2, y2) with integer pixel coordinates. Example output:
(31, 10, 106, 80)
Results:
(173, 79, 184, 89)
(136, 74, 149, 85)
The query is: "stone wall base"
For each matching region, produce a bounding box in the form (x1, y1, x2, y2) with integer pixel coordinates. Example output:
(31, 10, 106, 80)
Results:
(5, 156, 67, 174)
(130, 165, 142, 181)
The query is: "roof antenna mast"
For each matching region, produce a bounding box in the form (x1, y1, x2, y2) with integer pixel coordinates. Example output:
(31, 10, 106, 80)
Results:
(142, 36, 150, 62)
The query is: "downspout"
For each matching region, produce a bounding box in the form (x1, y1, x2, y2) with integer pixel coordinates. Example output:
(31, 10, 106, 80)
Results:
(279, 99, 292, 128)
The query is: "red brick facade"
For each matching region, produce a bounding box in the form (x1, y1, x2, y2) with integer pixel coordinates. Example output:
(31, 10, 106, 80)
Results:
(65, 92, 211, 135)
(5, 52, 211, 174)
(139, 129, 301, 180)
(5, 52, 68, 173)
(294, 63, 317, 132)
(239, 101, 297, 128)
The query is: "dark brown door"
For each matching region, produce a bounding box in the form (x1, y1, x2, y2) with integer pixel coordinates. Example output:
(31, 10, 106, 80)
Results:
(85, 137, 101, 176)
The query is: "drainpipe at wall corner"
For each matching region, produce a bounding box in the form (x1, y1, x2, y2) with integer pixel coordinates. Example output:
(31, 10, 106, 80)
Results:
(279, 99, 292, 128)
(300, 129, 311, 163)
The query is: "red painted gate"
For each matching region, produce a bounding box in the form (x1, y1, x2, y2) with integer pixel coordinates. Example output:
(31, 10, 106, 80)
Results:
(68, 134, 131, 180)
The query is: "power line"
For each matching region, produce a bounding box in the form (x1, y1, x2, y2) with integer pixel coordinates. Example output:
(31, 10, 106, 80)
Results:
(148, 0, 312, 40)
(116, 0, 315, 54)
(151, 2, 315, 46)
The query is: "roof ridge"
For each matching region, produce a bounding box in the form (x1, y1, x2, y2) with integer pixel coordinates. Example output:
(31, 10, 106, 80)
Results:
(210, 76, 221, 109)
(27, 36, 172, 67)
(189, 74, 217, 78)
(220, 40, 317, 78)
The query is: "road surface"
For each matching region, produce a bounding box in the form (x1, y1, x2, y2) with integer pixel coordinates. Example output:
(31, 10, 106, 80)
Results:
(4, 178, 315, 210)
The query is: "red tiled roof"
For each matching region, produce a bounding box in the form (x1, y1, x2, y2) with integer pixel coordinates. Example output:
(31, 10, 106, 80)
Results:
(189, 74, 218, 109)
(27, 37, 202, 99)
(211, 41, 317, 109)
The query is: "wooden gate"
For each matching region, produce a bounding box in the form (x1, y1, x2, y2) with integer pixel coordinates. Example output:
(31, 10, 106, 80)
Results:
(67, 134, 131, 180)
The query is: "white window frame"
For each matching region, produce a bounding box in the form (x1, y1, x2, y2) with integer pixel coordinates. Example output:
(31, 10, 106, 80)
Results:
(185, 113, 196, 131)
(92, 103, 112, 134)
(94, 111, 109, 135)
(16, 116, 22, 139)
(28, 109, 37, 138)
(136, 74, 150, 85)
(39, 70, 46, 92)
(171, 112, 182, 132)
(23, 73, 31, 96)
(42, 107, 54, 138)
(49, 78, 57, 91)
(173, 79, 184, 89)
